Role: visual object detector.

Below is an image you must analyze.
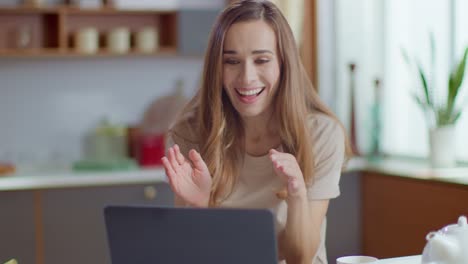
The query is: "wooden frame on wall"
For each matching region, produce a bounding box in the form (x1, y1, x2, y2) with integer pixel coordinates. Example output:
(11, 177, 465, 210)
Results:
(301, 0, 318, 90)
(227, 0, 318, 90)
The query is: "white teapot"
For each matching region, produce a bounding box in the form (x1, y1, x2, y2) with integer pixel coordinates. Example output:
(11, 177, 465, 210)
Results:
(421, 216, 468, 264)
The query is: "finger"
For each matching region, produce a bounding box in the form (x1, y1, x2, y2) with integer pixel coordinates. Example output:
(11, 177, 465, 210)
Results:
(167, 147, 181, 170)
(272, 161, 288, 181)
(161, 157, 177, 190)
(173, 144, 186, 165)
(188, 149, 209, 171)
(288, 178, 299, 193)
(269, 149, 279, 161)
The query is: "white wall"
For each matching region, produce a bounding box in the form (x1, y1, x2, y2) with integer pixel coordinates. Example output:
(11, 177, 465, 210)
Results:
(317, 0, 336, 110)
(333, 0, 384, 155)
(0, 0, 228, 165)
(0, 58, 203, 164)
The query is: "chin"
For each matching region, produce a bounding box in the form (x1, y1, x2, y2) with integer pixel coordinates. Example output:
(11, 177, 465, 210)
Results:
(236, 108, 266, 118)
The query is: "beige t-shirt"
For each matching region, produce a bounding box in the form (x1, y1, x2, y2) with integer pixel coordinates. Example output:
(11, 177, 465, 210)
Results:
(167, 113, 345, 264)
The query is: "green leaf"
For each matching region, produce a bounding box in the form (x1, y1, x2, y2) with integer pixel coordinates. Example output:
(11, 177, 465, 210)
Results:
(411, 93, 426, 108)
(448, 47, 468, 111)
(429, 33, 436, 106)
(401, 48, 412, 67)
(436, 108, 451, 126)
(453, 110, 462, 123)
(430, 32, 436, 65)
(416, 61, 432, 106)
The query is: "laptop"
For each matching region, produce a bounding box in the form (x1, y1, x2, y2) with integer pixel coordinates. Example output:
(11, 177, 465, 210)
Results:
(104, 205, 278, 264)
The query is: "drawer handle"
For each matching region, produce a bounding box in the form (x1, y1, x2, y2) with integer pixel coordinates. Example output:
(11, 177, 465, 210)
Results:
(144, 186, 157, 200)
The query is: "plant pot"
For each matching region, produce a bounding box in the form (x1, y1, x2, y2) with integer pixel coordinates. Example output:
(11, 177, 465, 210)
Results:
(429, 125, 456, 167)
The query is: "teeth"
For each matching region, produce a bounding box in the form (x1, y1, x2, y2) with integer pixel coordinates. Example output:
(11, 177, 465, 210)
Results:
(237, 88, 262, 96)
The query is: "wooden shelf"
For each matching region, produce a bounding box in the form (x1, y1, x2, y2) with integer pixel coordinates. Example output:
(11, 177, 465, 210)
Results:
(0, 6, 178, 58)
(0, 6, 60, 14)
(0, 47, 178, 58)
(0, 6, 177, 14)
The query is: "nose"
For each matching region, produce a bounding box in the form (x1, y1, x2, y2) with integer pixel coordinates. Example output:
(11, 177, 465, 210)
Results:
(239, 60, 257, 85)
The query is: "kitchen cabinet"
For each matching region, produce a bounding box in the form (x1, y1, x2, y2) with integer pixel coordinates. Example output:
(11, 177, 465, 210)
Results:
(0, 180, 173, 264)
(0, 5, 178, 57)
(0, 190, 36, 264)
(362, 172, 468, 259)
(41, 182, 174, 264)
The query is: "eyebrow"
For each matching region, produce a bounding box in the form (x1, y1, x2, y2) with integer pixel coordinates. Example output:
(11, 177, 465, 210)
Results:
(223, 49, 274, 55)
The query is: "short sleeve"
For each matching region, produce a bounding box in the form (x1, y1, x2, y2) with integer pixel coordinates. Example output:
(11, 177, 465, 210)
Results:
(165, 128, 199, 159)
(306, 114, 345, 200)
(165, 134, 175, 155)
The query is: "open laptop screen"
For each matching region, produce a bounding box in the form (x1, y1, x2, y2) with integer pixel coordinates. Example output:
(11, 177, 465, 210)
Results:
(104, 206, 278, 264)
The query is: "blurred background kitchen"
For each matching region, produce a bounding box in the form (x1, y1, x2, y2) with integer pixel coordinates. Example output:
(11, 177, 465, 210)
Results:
(0, 0, 467, 264)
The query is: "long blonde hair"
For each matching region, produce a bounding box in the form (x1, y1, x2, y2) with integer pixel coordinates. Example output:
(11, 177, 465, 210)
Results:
(170, 0, 350, 206)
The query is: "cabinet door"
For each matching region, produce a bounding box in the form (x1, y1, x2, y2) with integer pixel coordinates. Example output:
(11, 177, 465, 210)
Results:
(0, 190, 36, 264)
(42, 182, 174, 264)
(362, 173, 468, 258)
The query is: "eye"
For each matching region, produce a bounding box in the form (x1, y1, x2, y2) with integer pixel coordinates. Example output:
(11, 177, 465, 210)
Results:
(255, 58, 270, 64)
(224, 58, 240, 65)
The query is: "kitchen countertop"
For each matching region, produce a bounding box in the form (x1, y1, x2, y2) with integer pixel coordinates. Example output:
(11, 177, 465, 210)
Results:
(1, 156, 468, 191)
(0, 167, 167, 191)
(346, 156, 468, 185)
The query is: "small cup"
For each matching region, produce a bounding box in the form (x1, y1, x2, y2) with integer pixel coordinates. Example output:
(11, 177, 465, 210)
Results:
(337, 256, 379, 264)
(75, 27, 99, 54)
(135, 27, 159, 53)
(107, 27, 130, 54)
(16, 25, 32, 49)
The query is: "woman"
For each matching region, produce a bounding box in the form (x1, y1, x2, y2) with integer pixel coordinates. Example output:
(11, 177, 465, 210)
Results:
(161, 1, 350, 263)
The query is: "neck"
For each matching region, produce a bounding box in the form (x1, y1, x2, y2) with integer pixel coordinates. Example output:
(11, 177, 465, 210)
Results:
(242, 109, 281, 156)
(242, 110, 277, 138)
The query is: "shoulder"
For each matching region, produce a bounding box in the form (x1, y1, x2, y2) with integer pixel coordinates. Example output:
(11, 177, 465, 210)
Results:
(306, 112, 346, 162)
(305, 112, 346, 199)
(169, 108, 199, 141)
(306, 112, 344, 142)
(166, 108, 200, 154)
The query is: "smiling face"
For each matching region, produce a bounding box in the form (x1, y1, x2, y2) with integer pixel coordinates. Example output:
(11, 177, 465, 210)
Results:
(222, 20, 281, 119)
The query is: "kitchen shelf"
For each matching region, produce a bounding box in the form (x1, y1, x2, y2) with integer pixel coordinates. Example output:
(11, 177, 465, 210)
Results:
(0, 47, 178, 58)
(0, 5, 178, 58)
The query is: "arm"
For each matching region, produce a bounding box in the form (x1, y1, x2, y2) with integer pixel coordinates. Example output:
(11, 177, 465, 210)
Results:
(275, 116, 346, 263)
(279, 198, 329, 264)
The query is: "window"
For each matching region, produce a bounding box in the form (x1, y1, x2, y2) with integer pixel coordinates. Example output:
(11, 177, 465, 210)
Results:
(332, 0, 468, 161)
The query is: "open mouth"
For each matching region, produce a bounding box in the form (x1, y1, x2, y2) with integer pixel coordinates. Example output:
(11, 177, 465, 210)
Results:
(235, 87, 265, 97)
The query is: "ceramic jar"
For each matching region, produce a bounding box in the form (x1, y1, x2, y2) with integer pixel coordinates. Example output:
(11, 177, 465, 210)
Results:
(107, 27, 130, 54)
(75, 27, 99, 54)
(135, 27, 159, 53)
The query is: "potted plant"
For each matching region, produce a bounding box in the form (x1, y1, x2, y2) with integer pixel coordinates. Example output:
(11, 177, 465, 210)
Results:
(402, 35, 468, 167)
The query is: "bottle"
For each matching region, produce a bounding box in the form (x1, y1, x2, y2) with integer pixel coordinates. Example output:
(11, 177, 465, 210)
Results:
(370, 78, 382, 159)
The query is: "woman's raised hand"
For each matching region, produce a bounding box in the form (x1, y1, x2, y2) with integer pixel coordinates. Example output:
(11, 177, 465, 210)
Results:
(269, 149, 307, 200)
(162, 144, 212, 207)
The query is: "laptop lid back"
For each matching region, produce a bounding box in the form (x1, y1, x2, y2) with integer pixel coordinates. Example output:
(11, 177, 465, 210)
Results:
(104, 206, 277, 264)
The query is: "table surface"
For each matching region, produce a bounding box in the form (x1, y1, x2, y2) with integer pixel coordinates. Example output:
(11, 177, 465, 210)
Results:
(378, 255, 421, 264)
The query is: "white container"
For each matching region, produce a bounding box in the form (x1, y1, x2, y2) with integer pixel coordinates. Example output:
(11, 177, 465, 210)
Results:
(75, 27, 99, 54)
(113, 0, 179, 10)
(107, 27, 130, 54)
(135, 27, 159, 53)
(429, 125, 457, 168)
(23, 0, 45, 7)
(67, 0, 101, 8)
(337, 256, 379, 264)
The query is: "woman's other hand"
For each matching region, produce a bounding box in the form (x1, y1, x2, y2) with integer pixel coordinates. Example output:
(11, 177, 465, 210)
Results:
(162, 144, 212, 207)
(269, 149, 307, 200)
